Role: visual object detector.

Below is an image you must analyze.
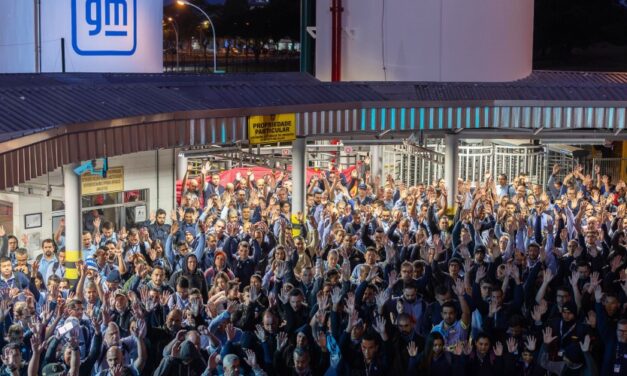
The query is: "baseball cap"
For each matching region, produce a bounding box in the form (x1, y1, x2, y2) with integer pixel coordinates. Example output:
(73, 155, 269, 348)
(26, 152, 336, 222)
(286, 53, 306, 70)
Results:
(42, 363, 66, 376)
(358, 184, 368, 190)
(561, 301, 577, 314)
(106, 270, 121, 283)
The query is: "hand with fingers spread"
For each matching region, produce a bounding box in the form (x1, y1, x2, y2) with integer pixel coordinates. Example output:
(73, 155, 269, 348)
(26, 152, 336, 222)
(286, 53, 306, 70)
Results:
(407, 341, 418, 357)
(475, 266, 487, 284)
(373, 316, 387, 340)
(254, 324, 266, 343)
(330, 287, 343, 310)
(542, 327, 557, 345)
(568, 271, 581, 290)
(375, 290, 389, 312)
(585, 310, 597, 329)
(524, 336, 536, 352)
(276, 332, 288, 350)
(243, 348, 260, 370)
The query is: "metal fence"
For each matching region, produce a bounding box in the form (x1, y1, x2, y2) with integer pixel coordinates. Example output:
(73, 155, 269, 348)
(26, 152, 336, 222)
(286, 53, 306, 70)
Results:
(383, 141, 577, 187)
(592, 158, 627, 183)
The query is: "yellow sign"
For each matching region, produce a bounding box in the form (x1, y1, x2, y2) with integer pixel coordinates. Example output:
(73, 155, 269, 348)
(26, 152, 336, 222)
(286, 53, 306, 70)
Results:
(248, 114, 296, 145)
(81, 167, 124, 195)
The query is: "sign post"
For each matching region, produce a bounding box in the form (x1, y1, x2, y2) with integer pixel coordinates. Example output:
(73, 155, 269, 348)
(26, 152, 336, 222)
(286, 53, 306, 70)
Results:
(248, 114, 296, 145)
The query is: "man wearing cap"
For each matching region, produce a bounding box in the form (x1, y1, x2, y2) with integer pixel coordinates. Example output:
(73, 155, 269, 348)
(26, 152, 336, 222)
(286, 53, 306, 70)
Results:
(355, 184, 373, 206)
(547, 301, 590, 352)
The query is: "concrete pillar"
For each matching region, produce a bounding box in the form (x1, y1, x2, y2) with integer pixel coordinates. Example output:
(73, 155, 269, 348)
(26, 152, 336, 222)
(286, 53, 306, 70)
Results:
(444, 134, 459, 211)
(63, 164, 81, 284)
(370, 145, 384, 181)
(176, 153, 188, 181)
(292, 138, 307, 216)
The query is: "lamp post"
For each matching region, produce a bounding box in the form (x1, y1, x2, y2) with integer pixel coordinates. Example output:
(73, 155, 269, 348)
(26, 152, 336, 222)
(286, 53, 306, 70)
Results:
(167, 17, 180, 71)
(177, 0, 218, 73)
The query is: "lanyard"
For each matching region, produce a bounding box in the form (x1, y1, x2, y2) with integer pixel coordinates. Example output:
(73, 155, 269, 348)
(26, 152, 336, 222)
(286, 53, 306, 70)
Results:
(560, 320, 575, 340)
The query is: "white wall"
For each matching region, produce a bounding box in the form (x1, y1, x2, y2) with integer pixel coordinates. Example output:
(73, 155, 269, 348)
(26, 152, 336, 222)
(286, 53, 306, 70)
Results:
(0, 149, 177, 258)
(316, 0, 534, 82)
(0, 0, 36, 73)
(0, 0, 163, 73)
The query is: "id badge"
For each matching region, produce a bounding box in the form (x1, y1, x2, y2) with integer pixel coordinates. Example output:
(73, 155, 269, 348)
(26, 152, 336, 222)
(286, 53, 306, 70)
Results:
(614, 364, 620, 374)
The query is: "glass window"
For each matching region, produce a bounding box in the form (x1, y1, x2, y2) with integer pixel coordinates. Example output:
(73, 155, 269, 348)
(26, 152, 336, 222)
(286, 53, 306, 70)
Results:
(81, 189, 148, 233)
(82, 193, 120, 208)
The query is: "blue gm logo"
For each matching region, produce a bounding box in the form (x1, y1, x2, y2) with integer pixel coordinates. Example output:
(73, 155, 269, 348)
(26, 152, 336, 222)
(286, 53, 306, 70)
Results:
(72, 0, 137, 56)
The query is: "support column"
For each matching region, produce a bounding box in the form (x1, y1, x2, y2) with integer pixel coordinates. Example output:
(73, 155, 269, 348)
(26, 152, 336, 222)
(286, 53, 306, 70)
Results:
(176, 153, 188, 181)
(292, 138, 307, 216)
(444, 134, 459, 212)
(370, 145, 383, 182)
(63, 164, 81, 285)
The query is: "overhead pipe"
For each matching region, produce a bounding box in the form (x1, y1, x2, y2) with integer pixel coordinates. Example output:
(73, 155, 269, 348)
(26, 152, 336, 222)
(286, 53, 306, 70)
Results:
(330, 0, 343, 81)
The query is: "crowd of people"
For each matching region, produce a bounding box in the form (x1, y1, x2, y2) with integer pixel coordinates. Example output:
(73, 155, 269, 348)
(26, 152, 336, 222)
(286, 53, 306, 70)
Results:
(0, 160, 626, 376)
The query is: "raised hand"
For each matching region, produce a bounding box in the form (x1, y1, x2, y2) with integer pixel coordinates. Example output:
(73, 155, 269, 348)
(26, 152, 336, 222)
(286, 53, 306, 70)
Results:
(407, 341, 418, 357)
(452, 278, 465, 297)
(132, 318, 147, 339)
(375, 290, 389, 310)
(276, 332, 288, 350)
(524, 336, 536, 352)
(373, 316, 387, 337)
(506, 337, 517, 353)
(160, 290, 172, 307)
(330, 287, 343, 308)
(249, 285, 259, 303)
(30, 334, 45, 354)
(254, 324, 266, 343)
(243, 348, 259, 369)
(493, 341, 503, 356)
(344, 292, 355, 314)
(542, 327, 557, 345)
(225, 323, 236, 341)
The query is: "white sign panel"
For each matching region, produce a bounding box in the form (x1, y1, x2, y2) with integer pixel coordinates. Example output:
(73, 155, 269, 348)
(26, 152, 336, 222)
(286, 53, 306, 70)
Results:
(0, 0, 163, 73)
(72, 0, 138, 56)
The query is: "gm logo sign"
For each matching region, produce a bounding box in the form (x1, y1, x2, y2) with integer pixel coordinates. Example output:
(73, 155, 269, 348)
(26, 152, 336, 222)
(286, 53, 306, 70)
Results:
(72, 0, 137, 56)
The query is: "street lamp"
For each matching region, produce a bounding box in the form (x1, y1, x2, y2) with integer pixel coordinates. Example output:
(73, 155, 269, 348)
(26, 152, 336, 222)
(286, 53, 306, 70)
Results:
(167, 17, 180, 71)
(177, 0, 218, 73)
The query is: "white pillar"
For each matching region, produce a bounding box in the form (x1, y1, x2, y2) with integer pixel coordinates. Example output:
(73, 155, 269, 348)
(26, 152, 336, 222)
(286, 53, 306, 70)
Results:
(176, 153, 188, 181)
(292, 138, 307, 215)
(63, 164, 81, 283)
(444, 134, 459, 210)
(370, 145, 383, 181)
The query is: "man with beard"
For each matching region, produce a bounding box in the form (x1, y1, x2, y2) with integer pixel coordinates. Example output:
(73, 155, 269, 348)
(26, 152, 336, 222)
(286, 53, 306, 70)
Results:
(146, 209, 172, 243)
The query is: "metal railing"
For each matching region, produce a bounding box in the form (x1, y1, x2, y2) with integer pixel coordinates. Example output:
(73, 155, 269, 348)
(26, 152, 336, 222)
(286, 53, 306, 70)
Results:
(592, 158, 627, 183)
(383, 141, 577, 187)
